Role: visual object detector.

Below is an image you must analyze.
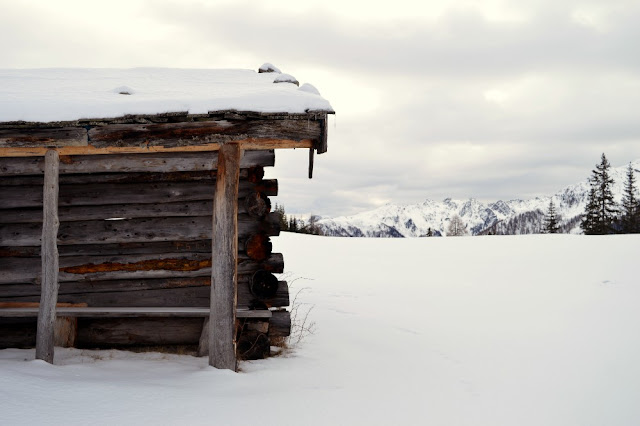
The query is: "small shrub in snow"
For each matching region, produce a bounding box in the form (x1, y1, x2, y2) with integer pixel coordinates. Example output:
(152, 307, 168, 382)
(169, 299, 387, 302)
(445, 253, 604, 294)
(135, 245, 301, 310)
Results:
(271, 274, 316, 354)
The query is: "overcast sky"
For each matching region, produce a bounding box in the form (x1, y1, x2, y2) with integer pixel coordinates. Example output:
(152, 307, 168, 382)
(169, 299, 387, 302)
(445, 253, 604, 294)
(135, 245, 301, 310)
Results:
(2, 0, 640, 216)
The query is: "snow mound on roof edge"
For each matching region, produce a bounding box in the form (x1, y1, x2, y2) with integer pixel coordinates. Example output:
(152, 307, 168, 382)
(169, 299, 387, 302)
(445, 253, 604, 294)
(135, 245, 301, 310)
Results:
(0, 68, 333, 122)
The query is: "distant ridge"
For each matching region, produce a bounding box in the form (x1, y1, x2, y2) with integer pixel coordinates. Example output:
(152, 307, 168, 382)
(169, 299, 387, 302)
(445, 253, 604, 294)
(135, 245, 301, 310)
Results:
(317, 160, 640, 237)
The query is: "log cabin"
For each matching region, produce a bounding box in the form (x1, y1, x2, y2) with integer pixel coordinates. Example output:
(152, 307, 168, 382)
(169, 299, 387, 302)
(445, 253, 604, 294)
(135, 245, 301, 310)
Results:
(0, 65, 334, 370)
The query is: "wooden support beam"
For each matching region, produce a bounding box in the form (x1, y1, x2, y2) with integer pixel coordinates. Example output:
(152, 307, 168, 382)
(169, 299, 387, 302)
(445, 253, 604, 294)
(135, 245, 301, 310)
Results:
(308, 148, 315, 179)
(35, 150, 60, 363)
(0, 139, 312, 158)
(209, 143, 241, 370)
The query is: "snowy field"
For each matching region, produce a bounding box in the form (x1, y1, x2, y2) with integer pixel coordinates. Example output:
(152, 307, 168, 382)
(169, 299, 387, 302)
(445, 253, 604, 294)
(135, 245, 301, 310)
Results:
(1, 233, 639, 426)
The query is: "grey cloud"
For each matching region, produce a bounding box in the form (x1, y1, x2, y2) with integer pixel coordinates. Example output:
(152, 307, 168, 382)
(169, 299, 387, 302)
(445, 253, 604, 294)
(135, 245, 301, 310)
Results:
(2, 0, 640, 217)
(147, 1, 640, 78)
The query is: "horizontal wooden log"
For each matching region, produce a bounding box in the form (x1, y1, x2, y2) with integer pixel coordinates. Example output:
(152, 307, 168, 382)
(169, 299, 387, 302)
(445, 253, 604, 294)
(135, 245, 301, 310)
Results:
(0, 179, 277, 210)
(1, 193, 274, 223)
(270, 310, 291, 338)
(0, 212, 281, 246)
(0, 168, 265, 186)
(86, 120, 321, 149)
(0, 252, 284, 284)
(0, 118, 320, 151)
(0, 307, 272, 318)
(0, 126, 87, 148)
(0, 241, 214, 258)
(0, 150, 274, 176)
(0, 278, 289, 309)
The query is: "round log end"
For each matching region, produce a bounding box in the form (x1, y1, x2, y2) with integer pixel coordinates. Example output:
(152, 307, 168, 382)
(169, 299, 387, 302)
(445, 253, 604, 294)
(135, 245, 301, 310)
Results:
(244, 191, 271, 218)
(246, 167, 265, 183)
(237, 331, 269, 360)
(250, 270, 279, 299)
(244, 234, 272, 261)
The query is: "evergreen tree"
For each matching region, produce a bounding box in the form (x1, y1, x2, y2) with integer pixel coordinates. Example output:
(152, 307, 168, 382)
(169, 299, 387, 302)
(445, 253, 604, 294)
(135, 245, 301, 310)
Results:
(543, 199, 560, 233)
(274, 203, 289, 231)
(581, 184, 599, 234)
(426, 227, 433, 237)
(581, 154, 617, 235)
(621, 163, 638, 233)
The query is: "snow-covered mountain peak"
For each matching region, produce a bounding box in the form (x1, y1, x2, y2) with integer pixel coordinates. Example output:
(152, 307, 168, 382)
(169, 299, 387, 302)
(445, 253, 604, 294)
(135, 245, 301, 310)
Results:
(317, 160, 640, 237)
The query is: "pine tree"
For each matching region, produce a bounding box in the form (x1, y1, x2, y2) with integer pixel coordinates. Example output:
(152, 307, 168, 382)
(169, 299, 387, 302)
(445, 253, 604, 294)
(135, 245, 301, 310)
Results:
(621, 163, 638, 233)
(289, 217, 298, 232)
(581, 184, 599, 234)
(543, 199, 560, 233)
(581, 154, 617, 235)
(274, 203, 289, 231)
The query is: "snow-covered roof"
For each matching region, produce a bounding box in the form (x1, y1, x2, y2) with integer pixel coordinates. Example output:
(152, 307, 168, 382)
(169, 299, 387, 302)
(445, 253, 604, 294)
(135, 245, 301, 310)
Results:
(0, 67, 334, 123)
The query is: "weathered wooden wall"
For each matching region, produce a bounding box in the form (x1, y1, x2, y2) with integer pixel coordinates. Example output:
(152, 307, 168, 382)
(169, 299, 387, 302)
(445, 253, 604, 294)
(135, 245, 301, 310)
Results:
(0, 150, 290, 358)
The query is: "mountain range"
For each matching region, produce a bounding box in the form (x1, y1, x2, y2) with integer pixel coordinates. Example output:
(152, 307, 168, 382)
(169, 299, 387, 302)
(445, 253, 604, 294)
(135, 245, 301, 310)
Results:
(316, 160, 639, 237)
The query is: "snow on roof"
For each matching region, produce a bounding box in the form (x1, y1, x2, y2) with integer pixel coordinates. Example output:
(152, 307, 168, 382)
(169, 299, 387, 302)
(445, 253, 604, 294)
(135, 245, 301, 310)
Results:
(0, 67, 334, 123)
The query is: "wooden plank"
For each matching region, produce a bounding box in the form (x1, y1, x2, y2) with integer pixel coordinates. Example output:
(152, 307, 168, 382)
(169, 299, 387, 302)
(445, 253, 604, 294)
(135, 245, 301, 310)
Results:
(0, 212, 281, 247)
(0, 126, 87, 148)
(35, 149, 60, 363)
(210, 143, 241, 370)
(0, 150, 274, 175)
(0, 252, 284, 284)
(0, 307, 272, 318)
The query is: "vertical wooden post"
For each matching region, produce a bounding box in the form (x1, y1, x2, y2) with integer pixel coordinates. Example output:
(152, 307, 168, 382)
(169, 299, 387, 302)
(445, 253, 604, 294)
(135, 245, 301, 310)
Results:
(36, 149, 60, 363)
(210, 143, 242, 370)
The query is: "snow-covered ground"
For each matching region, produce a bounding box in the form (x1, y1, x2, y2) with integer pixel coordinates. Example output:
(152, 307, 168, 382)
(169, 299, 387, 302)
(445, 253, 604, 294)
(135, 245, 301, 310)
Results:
(1, 233, 639, 426)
